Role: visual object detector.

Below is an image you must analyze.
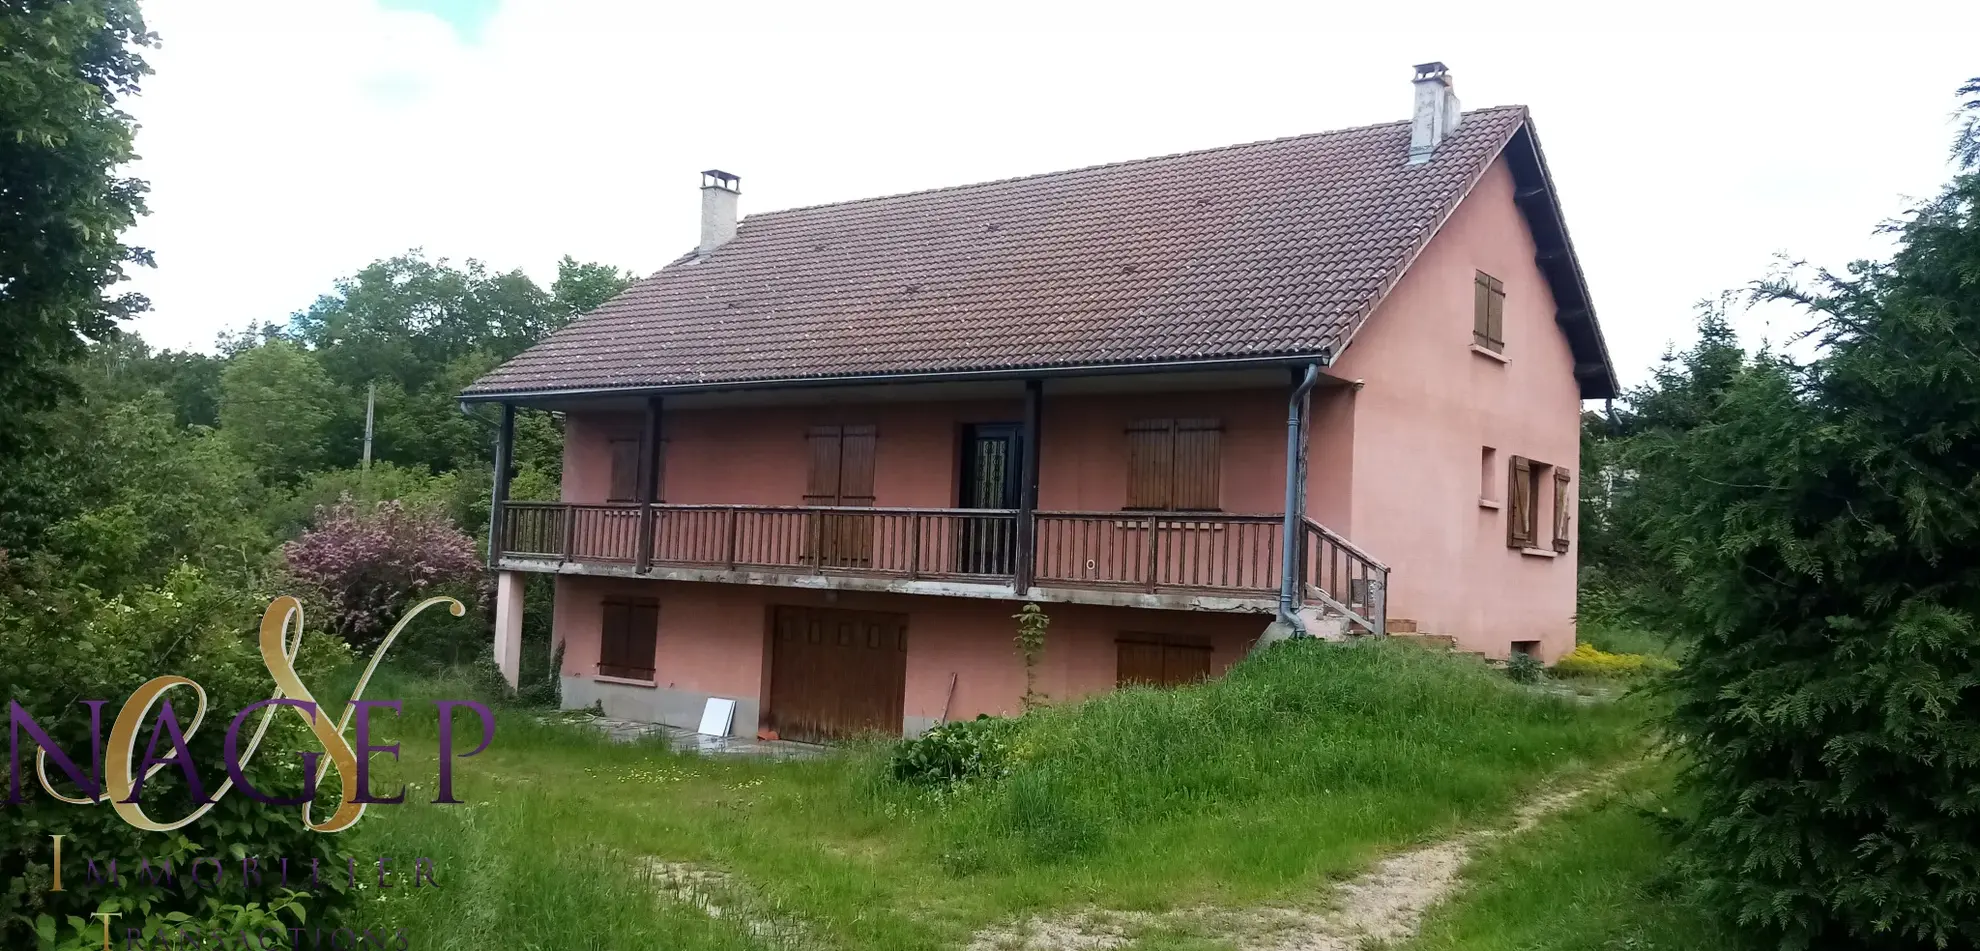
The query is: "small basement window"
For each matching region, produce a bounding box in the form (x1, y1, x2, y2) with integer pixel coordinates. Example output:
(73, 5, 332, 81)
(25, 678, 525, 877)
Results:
(1510, 640, 1540, 658)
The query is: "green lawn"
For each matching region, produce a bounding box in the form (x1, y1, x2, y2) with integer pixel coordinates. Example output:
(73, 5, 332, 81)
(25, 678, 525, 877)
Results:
(338, 642, 1662, 950)
(1396, 762, 1733, 951)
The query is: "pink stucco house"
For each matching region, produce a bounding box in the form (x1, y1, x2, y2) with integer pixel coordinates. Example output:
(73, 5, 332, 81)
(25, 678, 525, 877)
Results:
(464, 63, 1615, 742)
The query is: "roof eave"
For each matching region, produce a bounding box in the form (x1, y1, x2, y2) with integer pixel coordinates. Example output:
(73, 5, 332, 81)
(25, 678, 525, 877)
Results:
(1503, 119, 1618, 400)
(458, 350, 1337, 406)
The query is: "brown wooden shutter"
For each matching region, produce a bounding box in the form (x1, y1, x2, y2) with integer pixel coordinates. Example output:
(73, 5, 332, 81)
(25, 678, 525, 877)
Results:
(1474, 274, 1491, 344)
(803, 425, 876, 567)
(608, 439, 640, 502)
(1126, 420, 1175, 509)
(1126, 419, 1221, 510)
(599, 601, 657, 680)
(1117, 633, 1212, 687)
(600, 601, 627, 670)
(837, 425, 877, 505)
(1173, 419, 1222, 511)
(803, 426, 844, 506)
(1474, 272, 1505, 352)
(1507, 455, 1534, 549)
(1552, 469, 1573, 553)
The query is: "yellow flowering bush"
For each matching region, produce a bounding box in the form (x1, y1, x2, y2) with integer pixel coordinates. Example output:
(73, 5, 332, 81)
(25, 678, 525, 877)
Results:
(1552, 642, 1678, 679)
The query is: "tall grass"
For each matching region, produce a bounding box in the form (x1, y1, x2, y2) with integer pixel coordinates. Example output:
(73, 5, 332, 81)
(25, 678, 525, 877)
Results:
(921, 640, 1643, 896)
(346, 638, 1646, 949)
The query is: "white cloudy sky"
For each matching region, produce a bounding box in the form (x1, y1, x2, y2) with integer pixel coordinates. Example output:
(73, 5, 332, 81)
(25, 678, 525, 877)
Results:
(120, 0, 1973, 387)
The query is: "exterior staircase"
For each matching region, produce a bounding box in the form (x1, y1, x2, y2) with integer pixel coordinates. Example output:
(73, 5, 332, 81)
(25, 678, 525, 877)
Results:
(1384, 618, 1489, 660)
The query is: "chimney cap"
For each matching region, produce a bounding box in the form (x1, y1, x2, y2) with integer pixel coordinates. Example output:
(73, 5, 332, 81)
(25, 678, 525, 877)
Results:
(701, 169, 740, 192)
(1412, 62, 1450, 82)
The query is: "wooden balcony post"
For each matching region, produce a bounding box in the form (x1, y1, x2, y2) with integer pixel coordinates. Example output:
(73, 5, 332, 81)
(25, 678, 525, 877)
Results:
(487, 402, 515, 567)
(908, 513, 923, 579)
(635, 396, 662, 573)
(1145, 512, 1159, 593)
(724, 507, 738, 569)
(1014, 379, 1042, 593)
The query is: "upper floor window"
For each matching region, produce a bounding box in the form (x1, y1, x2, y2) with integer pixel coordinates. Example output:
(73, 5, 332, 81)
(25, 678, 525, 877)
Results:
(1125, 418, 1221, 511)
(608, 433, 670, 503)
(1474, 271, 1505, 353)
(608, 438, 641, 502)
(803, 425, 877, 507)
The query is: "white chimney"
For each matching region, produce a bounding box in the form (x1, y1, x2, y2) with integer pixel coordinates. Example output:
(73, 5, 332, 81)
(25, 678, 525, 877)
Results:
(1408, 62, 1462, 164)
(698, 169, 740, 257)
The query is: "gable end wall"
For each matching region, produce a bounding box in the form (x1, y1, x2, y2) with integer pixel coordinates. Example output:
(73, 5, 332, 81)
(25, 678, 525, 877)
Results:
(1326, 155, 1581, 660)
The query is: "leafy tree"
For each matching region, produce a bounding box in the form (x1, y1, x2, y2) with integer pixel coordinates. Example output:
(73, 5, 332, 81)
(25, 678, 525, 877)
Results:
(1654, 82, 1980, 949)
(0, 369, 264, 591)
(0, 560, 353, 949)
(217, 340, 341, 483)
(261, 461, 468, 541)
(39, 394, 266, 592)
(552, 254, 640, 314)
(1579, 300, 1750, 625)
(78, 332, 224, 427)
(282, 497, 481, 651)
(0, 0, 154, 455)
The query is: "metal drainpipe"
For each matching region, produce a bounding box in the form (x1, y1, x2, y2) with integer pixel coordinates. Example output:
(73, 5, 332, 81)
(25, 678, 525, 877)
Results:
(1279, 364, 1322, 635)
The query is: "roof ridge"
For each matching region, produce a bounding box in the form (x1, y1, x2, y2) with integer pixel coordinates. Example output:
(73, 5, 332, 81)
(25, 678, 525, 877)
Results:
(749, 104, 1530, 220)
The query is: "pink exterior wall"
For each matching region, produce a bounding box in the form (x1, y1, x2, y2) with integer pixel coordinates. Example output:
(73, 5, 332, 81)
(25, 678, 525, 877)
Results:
(552, 576, 1263, 733)
(562, 389, 1300, 515)
(1325, 156, 1581, 660)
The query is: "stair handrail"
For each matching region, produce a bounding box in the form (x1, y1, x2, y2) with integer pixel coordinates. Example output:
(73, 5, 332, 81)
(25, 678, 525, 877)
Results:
(1299, 516, 1389, 636)
(1301, 516, 1389, 571)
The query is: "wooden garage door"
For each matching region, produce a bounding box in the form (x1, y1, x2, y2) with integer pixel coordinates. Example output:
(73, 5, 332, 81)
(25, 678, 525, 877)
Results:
(1117, 633, 1213, 688)
(766, 606, 907, 742)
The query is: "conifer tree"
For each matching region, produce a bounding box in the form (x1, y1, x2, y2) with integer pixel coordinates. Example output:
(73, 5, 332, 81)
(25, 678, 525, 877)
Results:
(1657, 80, 1980, 949)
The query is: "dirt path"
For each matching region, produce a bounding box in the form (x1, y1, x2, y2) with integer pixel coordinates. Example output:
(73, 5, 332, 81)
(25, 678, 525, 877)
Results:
(966, 765, 1626, 951)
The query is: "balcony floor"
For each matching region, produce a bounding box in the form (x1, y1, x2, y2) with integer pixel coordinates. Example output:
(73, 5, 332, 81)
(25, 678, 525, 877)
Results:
(496, 554, 1280, 614)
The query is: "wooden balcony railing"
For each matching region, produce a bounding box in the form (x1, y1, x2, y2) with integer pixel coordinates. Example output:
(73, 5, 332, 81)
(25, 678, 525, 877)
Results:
(1033, 512, 1284, 594)
(500, 503, 1018, 582)
(496, 502, 1388, 632)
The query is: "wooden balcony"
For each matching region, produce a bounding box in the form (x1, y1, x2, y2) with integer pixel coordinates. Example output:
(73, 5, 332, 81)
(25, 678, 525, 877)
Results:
(495, 502, 1386, 632)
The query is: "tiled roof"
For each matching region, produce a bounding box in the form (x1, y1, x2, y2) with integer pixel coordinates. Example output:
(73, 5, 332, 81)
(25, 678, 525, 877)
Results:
(467, 106, 1561, 398)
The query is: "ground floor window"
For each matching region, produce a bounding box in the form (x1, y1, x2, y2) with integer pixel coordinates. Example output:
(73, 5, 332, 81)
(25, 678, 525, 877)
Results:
(599, 600, 658, 680)
(1116, 632, 1213, 687)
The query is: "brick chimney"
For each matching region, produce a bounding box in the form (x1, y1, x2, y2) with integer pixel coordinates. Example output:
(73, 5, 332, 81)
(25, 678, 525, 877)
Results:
(1408, 62, 1462, 164)
(698, 169, 740, 257)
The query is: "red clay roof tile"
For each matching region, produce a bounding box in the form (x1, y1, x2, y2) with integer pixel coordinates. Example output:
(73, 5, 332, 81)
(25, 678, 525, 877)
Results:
(467, 107, 1533, 397)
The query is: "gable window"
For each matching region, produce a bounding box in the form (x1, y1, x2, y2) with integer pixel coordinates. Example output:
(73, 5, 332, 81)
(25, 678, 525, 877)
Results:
(1474, 271, 1505, 353)
(598, 600, 658, 681)
(1506, 456, 1573, 553)
(1125, 419, 1222, 511)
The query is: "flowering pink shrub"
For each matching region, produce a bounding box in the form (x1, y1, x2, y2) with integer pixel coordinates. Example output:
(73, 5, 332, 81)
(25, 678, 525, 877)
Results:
(283, 495, 482, 649)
